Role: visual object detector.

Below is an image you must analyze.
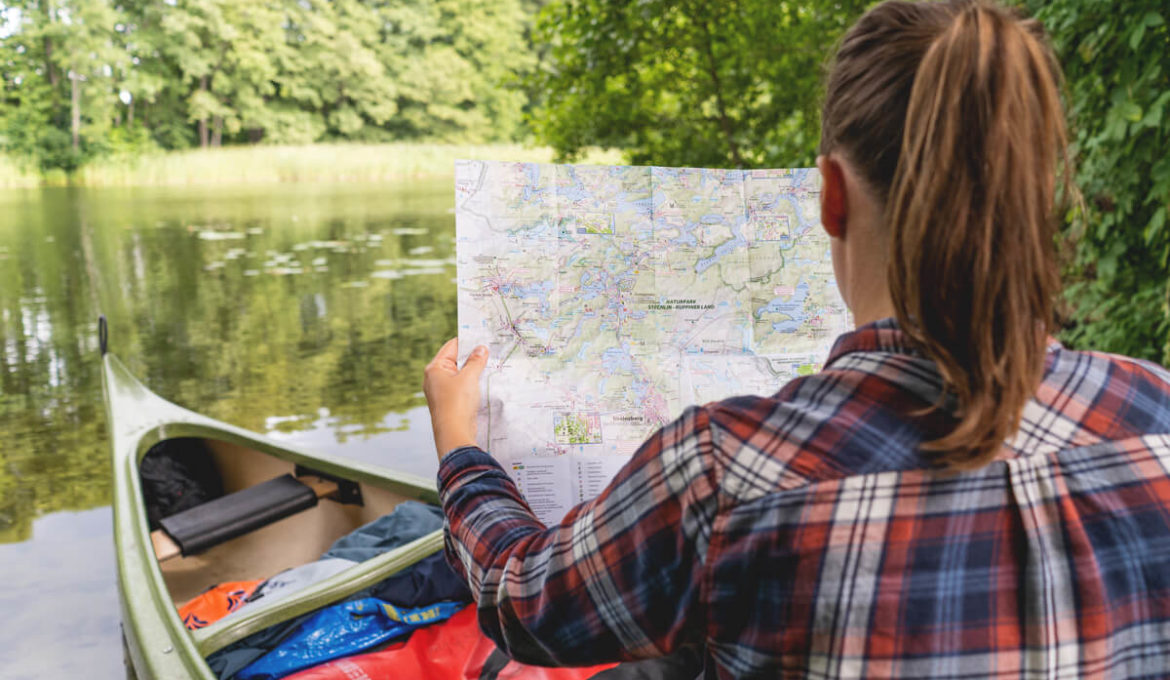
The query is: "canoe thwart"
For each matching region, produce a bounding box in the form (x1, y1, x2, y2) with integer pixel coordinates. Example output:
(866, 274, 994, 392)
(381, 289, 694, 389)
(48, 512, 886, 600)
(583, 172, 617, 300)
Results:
(155, 474, 340, 560)
(151, 528, 182, 562)
(298, 475, 341, 499)
(294, 464, 364, 506)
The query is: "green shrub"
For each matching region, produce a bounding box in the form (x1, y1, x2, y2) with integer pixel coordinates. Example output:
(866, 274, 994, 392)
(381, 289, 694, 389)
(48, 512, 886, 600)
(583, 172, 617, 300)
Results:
(1028, 1, 1170, 364)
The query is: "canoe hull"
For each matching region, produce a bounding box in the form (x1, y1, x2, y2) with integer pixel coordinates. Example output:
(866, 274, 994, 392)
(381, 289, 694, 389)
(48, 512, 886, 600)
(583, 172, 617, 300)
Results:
(102, 354, 441, 679)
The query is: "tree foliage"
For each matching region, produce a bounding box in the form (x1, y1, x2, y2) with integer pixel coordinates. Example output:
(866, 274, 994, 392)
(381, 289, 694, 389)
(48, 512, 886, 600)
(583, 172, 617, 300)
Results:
(1026, 0, 1170, 364)
(0, 0, 534, 169)
(529, 0, 868, 168)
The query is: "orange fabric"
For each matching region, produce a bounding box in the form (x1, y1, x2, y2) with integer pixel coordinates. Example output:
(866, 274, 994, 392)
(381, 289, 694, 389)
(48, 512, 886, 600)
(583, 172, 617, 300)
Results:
(286, 605, 616, 680)
(178, 580, 263, 630)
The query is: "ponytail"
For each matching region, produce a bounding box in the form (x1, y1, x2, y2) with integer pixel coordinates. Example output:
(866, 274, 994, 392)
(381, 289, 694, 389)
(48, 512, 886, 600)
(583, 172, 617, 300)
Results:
(822, 0, 1070, 467)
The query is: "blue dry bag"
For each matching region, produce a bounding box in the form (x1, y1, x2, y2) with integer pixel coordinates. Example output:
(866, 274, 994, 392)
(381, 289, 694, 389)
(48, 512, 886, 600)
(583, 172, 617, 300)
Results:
(236, 598, 463, 680)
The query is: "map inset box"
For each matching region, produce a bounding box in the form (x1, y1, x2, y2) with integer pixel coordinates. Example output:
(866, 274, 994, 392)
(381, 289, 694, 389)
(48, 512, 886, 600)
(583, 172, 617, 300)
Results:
(554, 412, 603, 444)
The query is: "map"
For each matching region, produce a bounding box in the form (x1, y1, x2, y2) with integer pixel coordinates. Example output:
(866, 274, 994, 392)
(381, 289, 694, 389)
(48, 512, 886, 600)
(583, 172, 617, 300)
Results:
(455, 160, 851, 523)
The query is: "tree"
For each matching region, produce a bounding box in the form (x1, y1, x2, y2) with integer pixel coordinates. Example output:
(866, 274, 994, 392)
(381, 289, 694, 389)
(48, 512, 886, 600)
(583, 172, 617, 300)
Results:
(372, 0, 533, 142)
(62, 0, 125, 152)
(149, 0, 289, 148)
(0, 0, 126, 168)
(273, 0, 399, 144)
(1025, 0, 1170, 363)
(0, 0, 539, 166)
(529, 0, 868, 168)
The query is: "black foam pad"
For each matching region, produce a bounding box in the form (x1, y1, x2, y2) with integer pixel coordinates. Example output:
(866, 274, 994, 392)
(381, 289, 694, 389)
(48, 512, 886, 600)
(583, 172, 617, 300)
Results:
(159, 474, 317, 556)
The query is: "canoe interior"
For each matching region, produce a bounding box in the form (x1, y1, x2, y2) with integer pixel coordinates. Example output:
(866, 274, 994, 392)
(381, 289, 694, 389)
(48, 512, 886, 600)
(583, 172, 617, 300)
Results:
(154, 437, 414, 607)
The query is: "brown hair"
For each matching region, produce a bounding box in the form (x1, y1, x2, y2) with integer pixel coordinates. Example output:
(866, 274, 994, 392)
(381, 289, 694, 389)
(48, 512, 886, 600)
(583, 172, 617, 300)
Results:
(820, 0, 1070, 468)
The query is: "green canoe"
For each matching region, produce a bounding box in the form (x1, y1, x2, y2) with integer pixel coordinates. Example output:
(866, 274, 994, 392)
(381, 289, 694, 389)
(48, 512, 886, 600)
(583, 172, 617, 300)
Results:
(100, 318, 445, 679)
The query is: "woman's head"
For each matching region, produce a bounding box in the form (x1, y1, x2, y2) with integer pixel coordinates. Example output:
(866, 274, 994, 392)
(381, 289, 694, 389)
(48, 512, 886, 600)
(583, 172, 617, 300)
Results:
(819, 0, 1070, 467)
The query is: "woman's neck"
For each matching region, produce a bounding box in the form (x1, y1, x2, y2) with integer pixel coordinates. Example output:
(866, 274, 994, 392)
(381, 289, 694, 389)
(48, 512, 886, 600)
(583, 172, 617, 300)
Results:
(850, 293, 896, 329)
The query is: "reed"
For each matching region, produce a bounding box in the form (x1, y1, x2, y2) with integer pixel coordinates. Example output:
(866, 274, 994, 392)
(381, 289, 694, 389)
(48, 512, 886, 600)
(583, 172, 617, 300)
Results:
(70, 143, 624, 187)
(0, 155, 43, 188)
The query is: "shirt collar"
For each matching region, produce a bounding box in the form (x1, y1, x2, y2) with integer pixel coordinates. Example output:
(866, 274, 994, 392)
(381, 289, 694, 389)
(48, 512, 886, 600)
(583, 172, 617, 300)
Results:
(824, 317, 1065, 369)
(824, 317, 918, 368)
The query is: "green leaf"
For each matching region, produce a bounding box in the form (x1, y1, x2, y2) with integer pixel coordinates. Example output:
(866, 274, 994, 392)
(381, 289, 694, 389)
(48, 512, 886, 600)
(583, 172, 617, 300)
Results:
(1140, 91, 1170, 129)
(1098, 254, 1118, 281)
(1130, 24, 1147, 50)
(1130, 12, 1165, 49)
(1145, 208, 1168, 244)
(1120, 101, 1144, 123)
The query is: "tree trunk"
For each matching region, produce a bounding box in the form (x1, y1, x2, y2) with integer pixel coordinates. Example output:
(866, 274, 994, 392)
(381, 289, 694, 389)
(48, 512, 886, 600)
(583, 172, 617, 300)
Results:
(43, 2, 59, 89)
(198, 76, 210, 148)
(43, 1, 61, 122)
(211, 116, 223, 147)
(127, 98, 134, 127)
(697, 17, 744, 168)
(43, 38, 59, 88)
(70, 72, 81, 152)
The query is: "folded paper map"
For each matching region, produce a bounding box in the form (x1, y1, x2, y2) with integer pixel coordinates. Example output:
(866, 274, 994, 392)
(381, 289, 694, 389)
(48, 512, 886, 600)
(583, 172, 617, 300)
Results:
(455, 160, 851, 523)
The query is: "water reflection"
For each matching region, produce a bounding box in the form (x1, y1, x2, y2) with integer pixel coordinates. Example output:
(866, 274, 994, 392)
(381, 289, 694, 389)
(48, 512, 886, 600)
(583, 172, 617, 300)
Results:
(0, 507, 121, 679)
(0, 181, 457, 543)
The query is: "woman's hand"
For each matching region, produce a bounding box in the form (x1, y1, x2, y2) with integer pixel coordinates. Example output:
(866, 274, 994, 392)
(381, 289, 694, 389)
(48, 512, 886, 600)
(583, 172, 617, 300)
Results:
(423, 338, 489, 460)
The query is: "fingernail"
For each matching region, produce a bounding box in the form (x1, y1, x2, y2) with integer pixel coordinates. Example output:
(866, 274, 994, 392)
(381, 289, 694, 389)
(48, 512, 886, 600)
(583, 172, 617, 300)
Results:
(473, 346, 487, 358)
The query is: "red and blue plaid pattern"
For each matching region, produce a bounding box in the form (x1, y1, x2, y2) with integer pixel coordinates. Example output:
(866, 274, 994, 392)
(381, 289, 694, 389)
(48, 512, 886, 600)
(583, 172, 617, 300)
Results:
(439, 318, 1170, 678)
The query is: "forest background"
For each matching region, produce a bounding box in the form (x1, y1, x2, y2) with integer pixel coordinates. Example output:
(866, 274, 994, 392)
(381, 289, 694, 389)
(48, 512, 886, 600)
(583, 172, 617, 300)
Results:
(0, 0, 1167, 364)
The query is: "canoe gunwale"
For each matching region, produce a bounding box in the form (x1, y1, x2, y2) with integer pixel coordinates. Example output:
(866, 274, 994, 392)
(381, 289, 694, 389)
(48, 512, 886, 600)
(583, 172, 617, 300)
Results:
(102, 353, 445, 678)
(111, 424, 211, 679)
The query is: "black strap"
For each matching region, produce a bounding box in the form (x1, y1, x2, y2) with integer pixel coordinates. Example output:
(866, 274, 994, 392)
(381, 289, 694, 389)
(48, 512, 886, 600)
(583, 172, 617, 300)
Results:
(98, 315, 108, 356)
(478, 649, 512, 680)
(589, 646, 706, 680)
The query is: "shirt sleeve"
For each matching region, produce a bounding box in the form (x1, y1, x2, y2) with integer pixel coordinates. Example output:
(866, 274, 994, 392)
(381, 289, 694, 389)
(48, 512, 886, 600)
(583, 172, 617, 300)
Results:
(437, 405, 720, 666)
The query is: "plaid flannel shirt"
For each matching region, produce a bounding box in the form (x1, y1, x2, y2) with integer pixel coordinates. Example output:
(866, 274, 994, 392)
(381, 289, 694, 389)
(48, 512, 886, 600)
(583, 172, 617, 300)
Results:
(438, 318, 1170, 678)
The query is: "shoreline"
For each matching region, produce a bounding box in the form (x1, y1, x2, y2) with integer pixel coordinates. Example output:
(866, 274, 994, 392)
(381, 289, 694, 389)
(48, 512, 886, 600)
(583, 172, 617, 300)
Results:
(0, 143, 623, 190)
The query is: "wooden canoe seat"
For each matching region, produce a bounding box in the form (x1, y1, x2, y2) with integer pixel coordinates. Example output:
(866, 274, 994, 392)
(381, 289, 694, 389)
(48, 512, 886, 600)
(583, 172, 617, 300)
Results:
(151, 474, 338, 562)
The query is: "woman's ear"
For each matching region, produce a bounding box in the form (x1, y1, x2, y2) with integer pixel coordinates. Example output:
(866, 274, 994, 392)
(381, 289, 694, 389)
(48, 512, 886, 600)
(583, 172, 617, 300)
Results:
(817, 154, 847, 239)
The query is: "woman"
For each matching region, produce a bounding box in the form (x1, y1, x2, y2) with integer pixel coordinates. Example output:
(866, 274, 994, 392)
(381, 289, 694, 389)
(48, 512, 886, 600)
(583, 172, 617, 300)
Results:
(424, 1, 1170, 677)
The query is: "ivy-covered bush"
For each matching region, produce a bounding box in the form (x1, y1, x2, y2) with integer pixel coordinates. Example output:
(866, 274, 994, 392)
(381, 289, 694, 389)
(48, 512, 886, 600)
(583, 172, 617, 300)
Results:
(1027, 1, 1170, 364)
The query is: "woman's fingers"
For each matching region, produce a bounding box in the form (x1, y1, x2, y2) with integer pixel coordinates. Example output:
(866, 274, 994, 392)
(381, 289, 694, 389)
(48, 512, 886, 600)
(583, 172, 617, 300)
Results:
(461, 345, 489, 378)
(423, 339, 489, 458)
(427, 337, 460, 374)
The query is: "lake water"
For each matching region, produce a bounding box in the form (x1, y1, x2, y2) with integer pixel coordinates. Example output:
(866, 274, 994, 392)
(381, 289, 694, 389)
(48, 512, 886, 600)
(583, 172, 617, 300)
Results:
(0, 181, 456, 678)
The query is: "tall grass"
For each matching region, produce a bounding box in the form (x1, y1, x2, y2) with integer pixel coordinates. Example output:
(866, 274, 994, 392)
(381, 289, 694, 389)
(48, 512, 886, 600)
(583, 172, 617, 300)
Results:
(0, 155, 43, 188)
(71, 143, 624, 187)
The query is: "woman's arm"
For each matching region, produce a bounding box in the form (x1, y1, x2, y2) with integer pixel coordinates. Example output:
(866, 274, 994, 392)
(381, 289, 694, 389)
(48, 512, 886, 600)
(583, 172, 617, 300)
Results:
(424, 339, 720, 665)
